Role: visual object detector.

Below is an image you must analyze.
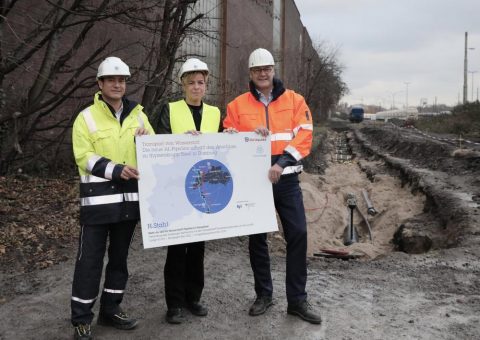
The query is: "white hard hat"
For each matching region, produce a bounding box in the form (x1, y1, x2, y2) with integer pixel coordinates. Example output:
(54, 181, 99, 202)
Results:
(97, 56, 130, 79)
(248, 48, 275, 68)
(179, 58, 209, 81)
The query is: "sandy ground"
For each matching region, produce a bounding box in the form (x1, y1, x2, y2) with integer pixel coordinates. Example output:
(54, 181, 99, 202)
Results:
(1, 231, 479, 339)
(1, 122, 480, 339)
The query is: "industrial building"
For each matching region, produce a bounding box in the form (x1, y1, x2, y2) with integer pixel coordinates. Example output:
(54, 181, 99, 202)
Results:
(0, 0, 322, 173)
(174, 0, 320, 108)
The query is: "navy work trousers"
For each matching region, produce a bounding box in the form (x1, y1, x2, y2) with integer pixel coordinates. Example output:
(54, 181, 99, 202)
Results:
(249, 174, 308, 304)
(71, 220, 137, 325)
(164, 242, 205, 309)
(164, 241, 205, 309)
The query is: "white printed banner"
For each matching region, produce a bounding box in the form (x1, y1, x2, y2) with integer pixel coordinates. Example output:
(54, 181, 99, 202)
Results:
(136, 132, 278, 248)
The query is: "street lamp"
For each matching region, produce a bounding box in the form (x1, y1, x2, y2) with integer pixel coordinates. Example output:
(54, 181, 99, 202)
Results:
(469, 70, 478, 102)
(468, 47, 475, 98)
(390, 91, 403, 110)
(404, 82, 411, 113)
(463, 31, 475, 104)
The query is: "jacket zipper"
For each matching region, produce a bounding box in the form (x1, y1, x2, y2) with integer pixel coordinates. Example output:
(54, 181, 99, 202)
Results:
(265, 104, 269, 130)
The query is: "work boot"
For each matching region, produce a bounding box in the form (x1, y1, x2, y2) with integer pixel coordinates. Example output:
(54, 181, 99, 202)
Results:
(73, 324, 92, 340)
(248, 296, 273, 316)
(187, 301, 208, 316)
(166, 308, 184, 324)
(97, 309, 138, 330)
(287, 300, 322, 324)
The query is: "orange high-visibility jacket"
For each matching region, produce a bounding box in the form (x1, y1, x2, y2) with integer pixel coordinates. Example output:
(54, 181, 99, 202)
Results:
(224, 80, 313, 175)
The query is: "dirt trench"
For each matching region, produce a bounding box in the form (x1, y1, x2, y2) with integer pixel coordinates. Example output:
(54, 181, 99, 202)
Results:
(300, 122, 439, 259)
(350, 121, 480, 250)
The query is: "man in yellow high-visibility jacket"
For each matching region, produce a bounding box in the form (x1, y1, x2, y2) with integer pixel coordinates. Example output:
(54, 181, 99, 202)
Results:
(70, 56, 154, 340)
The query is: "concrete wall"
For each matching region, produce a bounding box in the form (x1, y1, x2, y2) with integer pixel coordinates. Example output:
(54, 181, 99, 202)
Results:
(282, 0, 304, 91)
(223, 0, 275, 105)
(221, 0, 316, 106)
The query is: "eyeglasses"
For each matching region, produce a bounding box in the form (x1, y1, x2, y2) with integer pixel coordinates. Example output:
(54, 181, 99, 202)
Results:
(250, 66, 274, 75)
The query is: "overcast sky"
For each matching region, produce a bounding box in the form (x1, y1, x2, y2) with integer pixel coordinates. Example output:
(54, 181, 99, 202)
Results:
(295, 0, 480, 108)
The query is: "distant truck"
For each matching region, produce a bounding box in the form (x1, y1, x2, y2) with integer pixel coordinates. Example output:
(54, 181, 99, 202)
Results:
(349, 107, 364, 123)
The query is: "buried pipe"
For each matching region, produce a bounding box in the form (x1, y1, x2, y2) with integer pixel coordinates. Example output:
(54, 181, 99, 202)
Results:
(356, 205, 373, 242)
(362, 189, 377, 216)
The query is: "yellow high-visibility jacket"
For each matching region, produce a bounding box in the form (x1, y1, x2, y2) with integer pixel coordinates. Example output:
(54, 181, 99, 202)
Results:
(72, 92, 154, 225)
(152, 99, 221, 134)
(169, 99, 220, 133)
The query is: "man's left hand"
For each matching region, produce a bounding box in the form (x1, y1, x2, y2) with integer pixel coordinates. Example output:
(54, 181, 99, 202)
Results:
(268, 164, 283, 184)
(135, 127, 150, 136)
(121, 165, 139, 180)
(254, 126, 270, 137)
(223, 127, 238, 133)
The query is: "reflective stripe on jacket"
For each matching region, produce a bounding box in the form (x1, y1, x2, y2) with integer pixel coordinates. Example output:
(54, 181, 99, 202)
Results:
(72, 91, 154, 224)
(224, 79, 313, 175)
(169, 100, 220, 133)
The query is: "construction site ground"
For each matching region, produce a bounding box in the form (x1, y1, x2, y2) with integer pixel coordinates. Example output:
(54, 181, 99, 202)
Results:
(1, 119, 479, 339)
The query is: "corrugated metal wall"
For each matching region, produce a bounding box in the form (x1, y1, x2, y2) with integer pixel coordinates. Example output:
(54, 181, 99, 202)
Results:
(272, 0, 283, 80)
(175, 0, 222, 105)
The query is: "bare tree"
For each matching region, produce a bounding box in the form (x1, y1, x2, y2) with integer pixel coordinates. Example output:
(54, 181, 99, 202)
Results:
(0, 0, 202, 174)
(0, 0, 137, 173)
(140, 0, 202, 114)
(304, 41, 348, 122)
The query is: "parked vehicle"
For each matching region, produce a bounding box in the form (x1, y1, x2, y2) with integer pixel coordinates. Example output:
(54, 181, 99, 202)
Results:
(349, 107, 364, 123)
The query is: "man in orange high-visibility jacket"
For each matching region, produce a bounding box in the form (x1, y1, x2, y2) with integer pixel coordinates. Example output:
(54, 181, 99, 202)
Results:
(223, 48, 321, 325)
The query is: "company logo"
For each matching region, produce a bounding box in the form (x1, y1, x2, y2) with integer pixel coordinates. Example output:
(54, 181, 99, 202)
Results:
(245, 136, 266, 142)
(147, 221, 169, 229)
(236, 202, 256, 209)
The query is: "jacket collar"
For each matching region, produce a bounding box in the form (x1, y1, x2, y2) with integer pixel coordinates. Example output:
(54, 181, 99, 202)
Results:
(249, 78, 286, 102)
(94, 91, 138, 123)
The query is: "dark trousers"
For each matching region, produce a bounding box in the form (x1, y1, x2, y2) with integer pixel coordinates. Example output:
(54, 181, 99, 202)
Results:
(249, 174, 308, 304)
(164, 241, 205, 309)
(71, 220, 137, 325)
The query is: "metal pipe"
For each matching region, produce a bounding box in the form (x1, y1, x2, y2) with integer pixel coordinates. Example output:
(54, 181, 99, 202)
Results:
(356, 206, 373, 242)
(362, 189, 377, 216)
